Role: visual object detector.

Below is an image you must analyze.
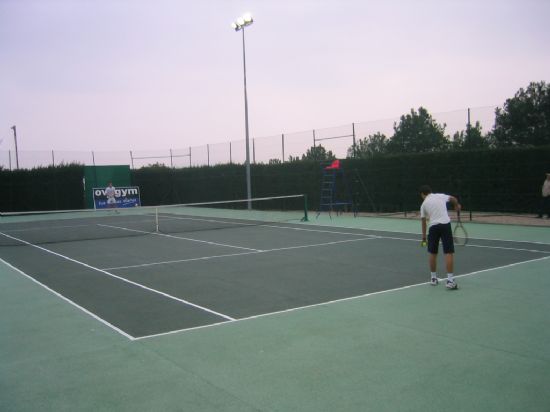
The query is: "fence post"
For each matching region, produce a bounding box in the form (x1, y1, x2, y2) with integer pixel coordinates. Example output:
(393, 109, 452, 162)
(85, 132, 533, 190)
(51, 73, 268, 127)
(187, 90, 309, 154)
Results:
(189, 147, 192, 167)
(352, 123, 356, 158)
(253, 138, 256, 164)
(313, 129, 316, 147)
(52, 150, 55, 167)
(282, 133, 285, 163)
(207, 144, 210, 166)
(130, 151, 134, 169)
(229, 142, 232, 164)
(467, 107, 471, 142)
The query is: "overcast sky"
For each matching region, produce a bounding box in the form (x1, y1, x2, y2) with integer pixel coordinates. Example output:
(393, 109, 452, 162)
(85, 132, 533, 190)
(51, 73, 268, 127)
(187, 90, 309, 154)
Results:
(1, 0, 549, 153)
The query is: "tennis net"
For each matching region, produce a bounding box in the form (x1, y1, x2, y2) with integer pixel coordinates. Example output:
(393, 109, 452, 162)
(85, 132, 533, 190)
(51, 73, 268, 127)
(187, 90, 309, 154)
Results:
(0, 194, 308, 247)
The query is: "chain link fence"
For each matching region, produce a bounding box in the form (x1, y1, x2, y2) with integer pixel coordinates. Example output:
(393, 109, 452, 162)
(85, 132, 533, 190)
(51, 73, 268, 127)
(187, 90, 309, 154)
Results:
(1, 106, 496, 170)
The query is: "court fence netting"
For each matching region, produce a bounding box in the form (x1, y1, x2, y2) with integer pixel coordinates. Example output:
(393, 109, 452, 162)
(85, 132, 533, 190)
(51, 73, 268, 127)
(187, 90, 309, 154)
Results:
(0, 194, 308, 247)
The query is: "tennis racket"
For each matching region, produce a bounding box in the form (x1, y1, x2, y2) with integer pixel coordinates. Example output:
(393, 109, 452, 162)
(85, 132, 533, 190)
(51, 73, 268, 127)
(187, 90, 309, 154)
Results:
(453, 210, 468, 246)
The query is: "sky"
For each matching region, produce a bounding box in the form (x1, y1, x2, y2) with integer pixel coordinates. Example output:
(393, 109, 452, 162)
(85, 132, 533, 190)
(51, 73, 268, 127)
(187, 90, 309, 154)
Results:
(1, 0, 549, 154)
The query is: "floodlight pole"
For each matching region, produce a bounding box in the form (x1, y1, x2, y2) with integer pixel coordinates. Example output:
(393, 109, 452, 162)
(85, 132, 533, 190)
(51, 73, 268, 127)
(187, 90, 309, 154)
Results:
(233, 14, 254, 210)
(242, 26, 252, 209)
(10, 125, 19, 169)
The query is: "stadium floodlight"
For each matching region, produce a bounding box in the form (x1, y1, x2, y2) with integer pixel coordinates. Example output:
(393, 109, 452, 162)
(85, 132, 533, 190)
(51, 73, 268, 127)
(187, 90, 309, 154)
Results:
(231, 13, 254, 209)
(232, 13, 253, 31)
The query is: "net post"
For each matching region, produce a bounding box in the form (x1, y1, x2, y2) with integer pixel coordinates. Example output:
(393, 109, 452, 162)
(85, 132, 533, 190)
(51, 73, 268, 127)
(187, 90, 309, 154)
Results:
(301, 194, 309, 222)
(155, 207, 159, 233)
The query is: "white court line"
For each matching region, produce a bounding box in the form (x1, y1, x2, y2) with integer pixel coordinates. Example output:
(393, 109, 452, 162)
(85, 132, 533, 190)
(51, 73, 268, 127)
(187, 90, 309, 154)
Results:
(157, 213, 258, 227)
(446, 254, 550, 280)
(302, 220, 550, 246)
(0, 231, 235, 325)
(164, 218, 550, 252)
(102, 250, 261, 270)
(103, 237, 376, 270)
(361, 234, 550, 254)
(104, 218, 550, 255)
(134, 254, 550, 341)
(98, 224, 261, 252)
(0, 256, 135, 340)
(104, 227, 549, 271)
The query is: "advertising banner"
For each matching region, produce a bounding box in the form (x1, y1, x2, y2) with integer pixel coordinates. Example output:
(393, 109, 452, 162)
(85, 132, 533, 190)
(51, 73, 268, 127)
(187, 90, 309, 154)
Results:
(92, 186, 141, 209)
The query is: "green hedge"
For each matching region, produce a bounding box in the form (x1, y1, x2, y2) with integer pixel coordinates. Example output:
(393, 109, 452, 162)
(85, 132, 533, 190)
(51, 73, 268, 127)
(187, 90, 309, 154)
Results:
(0, 164, 85, 212)
(1, 147, 548, 214)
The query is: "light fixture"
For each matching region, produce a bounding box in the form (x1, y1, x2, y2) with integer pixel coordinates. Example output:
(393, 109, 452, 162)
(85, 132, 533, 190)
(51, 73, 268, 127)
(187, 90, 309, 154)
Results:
(232, 12, 254, 31)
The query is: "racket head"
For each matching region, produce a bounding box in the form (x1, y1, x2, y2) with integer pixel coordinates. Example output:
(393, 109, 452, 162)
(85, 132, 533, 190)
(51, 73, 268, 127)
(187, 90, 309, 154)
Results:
(453, 223, 468, 246)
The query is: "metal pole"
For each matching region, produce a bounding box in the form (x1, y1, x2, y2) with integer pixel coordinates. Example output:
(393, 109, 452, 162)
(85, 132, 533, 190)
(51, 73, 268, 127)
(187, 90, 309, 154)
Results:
(282, 133, 285, 163)
(467, 107, 471, 142)
(207, 144, 210, 166)
(130, 151, 134, 169)
(252, 138, 256, 164)
(170, 149, 173, 168)
(52, 150, 55, 166)
(352, 123, 356, 158)
(230, 142, 232, 164)
(10, 126, 19, 169)
(313, 129, 316, 147)
(242, 27, 252, 209)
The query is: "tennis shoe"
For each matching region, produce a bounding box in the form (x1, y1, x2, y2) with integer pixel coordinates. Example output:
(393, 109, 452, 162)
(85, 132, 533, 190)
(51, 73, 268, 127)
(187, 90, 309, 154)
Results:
(430, 277, 439, 286)
(446, 280, 458, 290)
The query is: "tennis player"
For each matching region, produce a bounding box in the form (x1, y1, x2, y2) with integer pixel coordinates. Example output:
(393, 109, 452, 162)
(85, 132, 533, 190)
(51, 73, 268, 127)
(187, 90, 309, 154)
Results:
(105, 182, 117, 209)
(419, 185, 461, 290)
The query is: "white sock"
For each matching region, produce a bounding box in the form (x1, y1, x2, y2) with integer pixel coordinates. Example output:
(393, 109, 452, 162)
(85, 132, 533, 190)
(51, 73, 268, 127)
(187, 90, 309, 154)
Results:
(431, 272, 437, 279)
(447, 273, 454, 282)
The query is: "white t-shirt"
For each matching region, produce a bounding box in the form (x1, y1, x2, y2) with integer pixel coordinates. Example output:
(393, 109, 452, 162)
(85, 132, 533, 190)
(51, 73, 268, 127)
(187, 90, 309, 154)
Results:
(420, 193, 451, 227)
(105, 186, 116, 204)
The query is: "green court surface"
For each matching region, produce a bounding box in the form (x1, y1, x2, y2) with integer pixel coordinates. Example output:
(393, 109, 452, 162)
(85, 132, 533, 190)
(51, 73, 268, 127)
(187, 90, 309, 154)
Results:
(1, 214, 549, 411)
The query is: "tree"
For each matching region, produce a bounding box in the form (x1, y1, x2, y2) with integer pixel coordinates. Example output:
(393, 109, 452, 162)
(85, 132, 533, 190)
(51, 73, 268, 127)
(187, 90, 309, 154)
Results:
(387, 107, 449, 153)
(348, 132, 388, 158)
(301, 145, 336, 161)
(452, 121, 490, 150)
(287, 155, 301, 162)
(492, 81, 550, 147)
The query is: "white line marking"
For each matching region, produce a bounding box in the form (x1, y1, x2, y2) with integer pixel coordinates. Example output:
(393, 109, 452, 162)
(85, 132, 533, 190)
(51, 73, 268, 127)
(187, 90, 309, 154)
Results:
(102, 250, 261, 270)
(462, 243, 550, 254)
(104, 237, 375, 270)
(304, 220, 550, 246)
(98, 224, 261, 252)
(104, 227, 548, 271)
(262, 237, 376, 251)
(0, 256, 135, 340)
(134, 254, 550, 341)
(360, 234, 550, 254)
(157, 213, 258, 227)
(452, 254, 550, 279)
(0, 231, 235, 324)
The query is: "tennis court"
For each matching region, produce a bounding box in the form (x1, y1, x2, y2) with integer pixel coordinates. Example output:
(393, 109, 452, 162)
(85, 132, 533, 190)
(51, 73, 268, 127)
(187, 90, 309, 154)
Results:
(1, 202, 550, 411)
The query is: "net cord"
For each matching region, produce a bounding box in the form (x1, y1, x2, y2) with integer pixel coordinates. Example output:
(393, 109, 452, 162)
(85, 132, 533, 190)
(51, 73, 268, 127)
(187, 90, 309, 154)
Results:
(0, 194, 306, 216)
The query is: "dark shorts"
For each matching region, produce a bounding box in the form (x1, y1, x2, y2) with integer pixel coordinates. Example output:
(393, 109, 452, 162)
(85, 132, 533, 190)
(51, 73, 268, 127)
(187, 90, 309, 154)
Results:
(427, 223, 454, 254)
